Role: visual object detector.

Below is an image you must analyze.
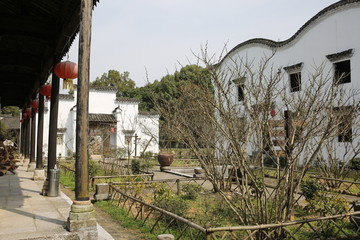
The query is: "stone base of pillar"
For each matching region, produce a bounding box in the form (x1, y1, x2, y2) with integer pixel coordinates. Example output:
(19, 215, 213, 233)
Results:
(67, 201, 98, 240)
(27, 162, 36, 172)
(41, 179, 48, 195)
(33, 169, 45, 181)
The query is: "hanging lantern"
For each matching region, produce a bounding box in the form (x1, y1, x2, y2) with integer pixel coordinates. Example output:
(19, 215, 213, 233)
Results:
(270, 109, 276, 117)
(40, 84, 52, 101)
(22, 113, 28, 120)
(109, 127, 115, 133)
(25, 107, 32, 117)
(54, 61, 78, 90)
(30, 99, 39, 109)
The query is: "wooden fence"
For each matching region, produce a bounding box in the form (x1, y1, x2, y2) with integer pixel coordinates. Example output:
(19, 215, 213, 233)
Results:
(108, 180, 360, 240)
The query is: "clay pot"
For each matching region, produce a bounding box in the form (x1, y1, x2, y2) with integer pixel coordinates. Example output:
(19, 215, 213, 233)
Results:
(157, 154, 174, 167)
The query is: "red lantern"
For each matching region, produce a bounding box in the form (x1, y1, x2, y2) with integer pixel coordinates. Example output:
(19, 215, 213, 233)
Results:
(22, 113, 28, 119)
(25, 107, 32, 117)
(54, 61, 78, 79)
(40, 84, 52, 100)
(54, 61, 78, 90)
(30, 99, 39, 109)
(109, 127, 115, 133)
(270, 109, 276, 117)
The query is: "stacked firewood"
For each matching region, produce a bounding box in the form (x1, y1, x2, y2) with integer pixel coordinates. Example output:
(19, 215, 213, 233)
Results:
(0, 141, 18, 176)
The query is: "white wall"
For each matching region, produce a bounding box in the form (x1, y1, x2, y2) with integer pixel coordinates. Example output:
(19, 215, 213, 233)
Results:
(218, 2, 360, 162)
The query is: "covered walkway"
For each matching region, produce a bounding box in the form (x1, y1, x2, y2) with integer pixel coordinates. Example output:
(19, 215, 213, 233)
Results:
(0, 161, 113, 240)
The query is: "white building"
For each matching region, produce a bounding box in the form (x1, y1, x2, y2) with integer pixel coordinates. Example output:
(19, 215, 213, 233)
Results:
(43, 85, 160, 158)
(215, 0, 360, 162)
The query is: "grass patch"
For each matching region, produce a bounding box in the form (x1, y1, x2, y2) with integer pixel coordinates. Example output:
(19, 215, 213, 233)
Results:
(94, 200, 156, 240)
(59, 171, 75, 190)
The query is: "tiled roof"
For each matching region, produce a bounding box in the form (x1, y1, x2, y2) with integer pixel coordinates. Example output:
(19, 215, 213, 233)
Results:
(138, 111, 160, 117)
(73, 85, 118, 92)
(59, 94, 74, 100)
(89, 85, 118, 92)
(218, 0, 360, 65)
(115, 97, 140, 103)
(89, 113, 116, 123)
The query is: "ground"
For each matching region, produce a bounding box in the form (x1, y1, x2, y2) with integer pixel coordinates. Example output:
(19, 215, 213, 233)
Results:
(60, 185, 147, 240)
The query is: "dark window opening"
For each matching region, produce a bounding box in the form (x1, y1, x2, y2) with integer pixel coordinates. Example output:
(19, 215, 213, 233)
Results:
(237, 85, 244, 101)
(289, 72, 301, 92)
(334, 60, 351, 84)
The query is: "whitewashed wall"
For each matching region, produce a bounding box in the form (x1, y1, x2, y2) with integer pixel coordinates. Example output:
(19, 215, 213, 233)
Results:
(217, 2, 360, 162)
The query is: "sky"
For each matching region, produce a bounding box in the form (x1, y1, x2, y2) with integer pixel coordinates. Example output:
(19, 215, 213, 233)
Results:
(67, 0, 340, 87)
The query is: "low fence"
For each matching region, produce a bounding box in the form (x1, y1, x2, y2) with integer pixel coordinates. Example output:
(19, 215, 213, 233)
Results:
(58, 164, 75, 177)
(108, 183, 360, 240)
(110, 177, 208, 197)
(310, 175, 360, 196)
(91, 173, 154, 188)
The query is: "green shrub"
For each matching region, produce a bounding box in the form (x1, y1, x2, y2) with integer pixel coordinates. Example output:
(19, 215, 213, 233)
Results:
(263, 156, 287, 168)
(131, 159, 141, 174)
(89, 160, 100, 178)
(154, 195, 188, 220)
(350, 158, 360, 171)
(300, 180, 324, 200)
(153, 183, 174, 201)
(181, 182, 203, 200)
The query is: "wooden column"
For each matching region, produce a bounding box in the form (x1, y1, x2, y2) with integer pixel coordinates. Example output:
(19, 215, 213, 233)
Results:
(20, 121, 24, 155)
(25, 118, 30, 158)
(75, 0, 93, 202)
(47, 73, 60, 178)
(29, 107, 36, 163)
(36, 95, 45, 169)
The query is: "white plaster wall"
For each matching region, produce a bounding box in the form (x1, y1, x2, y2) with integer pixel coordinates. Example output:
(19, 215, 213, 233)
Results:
(88, 90, 117, 114)
(115, 101, 139, 155)
(137, 115, 160, 155)
(218, 4, 360, 162)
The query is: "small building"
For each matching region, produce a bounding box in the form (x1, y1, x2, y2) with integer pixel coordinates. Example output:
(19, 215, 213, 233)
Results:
(43, 85, 160, 159)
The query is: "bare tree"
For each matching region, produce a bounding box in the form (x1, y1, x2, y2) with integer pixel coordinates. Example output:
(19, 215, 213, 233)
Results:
(153, 45, 360, 231)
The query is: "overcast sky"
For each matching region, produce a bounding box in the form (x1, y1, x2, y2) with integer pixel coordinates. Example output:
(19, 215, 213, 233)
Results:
(68, 0, 339, 87)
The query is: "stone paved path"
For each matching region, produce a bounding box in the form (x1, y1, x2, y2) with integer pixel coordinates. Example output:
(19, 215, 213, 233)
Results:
(0, 161, 113, 240)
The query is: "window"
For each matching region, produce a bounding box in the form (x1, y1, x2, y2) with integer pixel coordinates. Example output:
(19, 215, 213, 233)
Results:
(57, 134, 64, 145)
(335, 106, 353, 142)
(334, 60, 351, 84)
(237, 85, 244, 101)
(284, 62, 303, 92)
(232, 77, 246, 102)
(289, 72, 301, 92)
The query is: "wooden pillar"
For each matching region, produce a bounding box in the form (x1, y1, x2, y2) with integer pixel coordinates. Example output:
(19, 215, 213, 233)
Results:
(29, 108, 36, 163)
(67, 0, 97, 236)
(20, 121, 24, 155)
(47, 73, 60, 178)
(28, 106, 37, 171)
(25, 118, 30, 158)
(75, 0, 93, 202)
(36, 95, 45, 169)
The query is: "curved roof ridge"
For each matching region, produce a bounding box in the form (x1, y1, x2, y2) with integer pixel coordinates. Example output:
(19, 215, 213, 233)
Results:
(219, 0, 360, 64)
